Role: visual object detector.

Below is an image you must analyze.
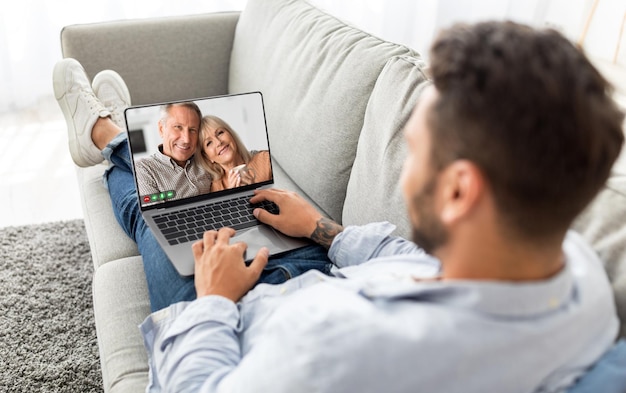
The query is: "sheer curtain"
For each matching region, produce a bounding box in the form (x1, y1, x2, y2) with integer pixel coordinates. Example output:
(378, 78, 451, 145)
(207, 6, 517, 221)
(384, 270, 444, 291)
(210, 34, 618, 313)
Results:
(0, 0, 248, 113)
(1, 0, 623, 114)
(313, 0, 624, 62)
(313, 0, 625, 106)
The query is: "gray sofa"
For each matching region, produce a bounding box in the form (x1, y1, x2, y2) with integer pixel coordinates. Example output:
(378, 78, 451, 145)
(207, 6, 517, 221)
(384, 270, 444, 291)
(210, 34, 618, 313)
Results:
(58, 0, 626, 391)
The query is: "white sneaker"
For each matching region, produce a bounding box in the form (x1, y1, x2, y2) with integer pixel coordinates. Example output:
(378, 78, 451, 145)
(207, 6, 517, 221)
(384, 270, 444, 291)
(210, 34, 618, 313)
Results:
(53, 58, 110, 167)
(92, 70, 131, 131)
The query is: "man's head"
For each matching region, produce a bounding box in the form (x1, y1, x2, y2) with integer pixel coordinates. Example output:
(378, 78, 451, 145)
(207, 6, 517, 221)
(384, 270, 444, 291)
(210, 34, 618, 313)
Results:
(402, 21, 624, 256)
(158, 102, 202, 167)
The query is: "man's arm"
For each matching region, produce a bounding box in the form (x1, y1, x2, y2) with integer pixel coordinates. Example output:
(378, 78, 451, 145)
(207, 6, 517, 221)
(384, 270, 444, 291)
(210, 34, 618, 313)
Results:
(251, 189, 423, 267)
(135, 158, 160, 197)
(251, 189, 344, 249)
(310, 217, 344, 249)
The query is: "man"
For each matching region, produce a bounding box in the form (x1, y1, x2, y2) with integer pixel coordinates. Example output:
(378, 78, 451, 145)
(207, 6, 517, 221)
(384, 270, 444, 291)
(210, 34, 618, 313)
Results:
(138, 21, 624, 392)
(133, 101, 213, 204)
(53, 59, 332, 312)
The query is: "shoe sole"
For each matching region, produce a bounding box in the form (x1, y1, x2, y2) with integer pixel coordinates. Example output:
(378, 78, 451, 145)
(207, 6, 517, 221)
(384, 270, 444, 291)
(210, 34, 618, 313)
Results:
(52, 59, 103, 167)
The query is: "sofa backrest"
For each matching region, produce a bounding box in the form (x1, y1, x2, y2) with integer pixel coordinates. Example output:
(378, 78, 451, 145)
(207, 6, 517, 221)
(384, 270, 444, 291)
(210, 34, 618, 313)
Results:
(343, 56, 429, 239)
(61, 12, 240, 106)
(229, 0, 419, 221)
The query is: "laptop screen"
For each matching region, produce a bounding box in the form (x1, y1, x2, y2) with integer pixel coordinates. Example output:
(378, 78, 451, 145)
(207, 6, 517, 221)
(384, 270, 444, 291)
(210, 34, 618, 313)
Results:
(123, 92, 273, 210)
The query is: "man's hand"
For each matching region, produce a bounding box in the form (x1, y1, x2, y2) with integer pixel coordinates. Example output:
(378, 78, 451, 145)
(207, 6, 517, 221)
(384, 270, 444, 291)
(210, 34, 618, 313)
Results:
(251, 189, 343, 249)
(192, 228, 268, 302)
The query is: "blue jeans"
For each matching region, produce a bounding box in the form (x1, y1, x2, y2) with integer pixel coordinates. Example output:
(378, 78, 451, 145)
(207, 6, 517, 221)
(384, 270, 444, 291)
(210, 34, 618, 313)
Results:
(102, 134, 333, 312)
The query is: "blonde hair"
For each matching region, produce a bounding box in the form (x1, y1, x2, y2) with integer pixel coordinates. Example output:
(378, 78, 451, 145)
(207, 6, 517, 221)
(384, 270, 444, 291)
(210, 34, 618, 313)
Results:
(196, 115, 252, 181)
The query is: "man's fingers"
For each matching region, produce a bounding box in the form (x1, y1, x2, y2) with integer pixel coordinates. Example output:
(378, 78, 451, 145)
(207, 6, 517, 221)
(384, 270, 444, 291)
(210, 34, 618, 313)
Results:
(233, 241, 248, 256)
(250, 189, 271, 204)
(196, 229, 236, 258)
(202, 230, 218, 247)
(216, 227, 236, 243)
(192, 240, 204, 260)
(248, 247, 270, 277)
(250, 188, 284, 204)
(253, 207, 277, 226)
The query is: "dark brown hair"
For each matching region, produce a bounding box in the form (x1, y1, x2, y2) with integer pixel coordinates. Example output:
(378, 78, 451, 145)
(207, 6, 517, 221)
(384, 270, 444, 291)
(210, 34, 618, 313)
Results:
(427, 21, 624, 240)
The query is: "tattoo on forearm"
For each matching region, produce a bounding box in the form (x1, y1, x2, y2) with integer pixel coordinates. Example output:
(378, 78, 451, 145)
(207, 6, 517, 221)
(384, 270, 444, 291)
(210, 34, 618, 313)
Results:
(310, 218, 344, 249)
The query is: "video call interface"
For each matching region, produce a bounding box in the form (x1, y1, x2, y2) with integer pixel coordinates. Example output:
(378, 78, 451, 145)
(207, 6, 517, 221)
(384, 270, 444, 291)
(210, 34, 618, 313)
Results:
(124, 93, 271, 208)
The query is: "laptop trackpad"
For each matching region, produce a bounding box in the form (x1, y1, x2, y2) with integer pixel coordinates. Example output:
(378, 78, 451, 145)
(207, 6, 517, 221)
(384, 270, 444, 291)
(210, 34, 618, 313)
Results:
(233, 225, 296, 261)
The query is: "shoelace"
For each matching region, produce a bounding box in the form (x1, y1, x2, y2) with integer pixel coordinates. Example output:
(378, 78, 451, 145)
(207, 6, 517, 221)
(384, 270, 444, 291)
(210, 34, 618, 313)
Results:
(81, 87, 109, 117)
(107, 102, 127, 130)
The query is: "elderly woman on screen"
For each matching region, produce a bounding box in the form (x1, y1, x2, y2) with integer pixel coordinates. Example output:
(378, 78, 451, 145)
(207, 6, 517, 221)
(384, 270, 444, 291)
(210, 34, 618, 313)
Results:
(196, 115, 272, 192)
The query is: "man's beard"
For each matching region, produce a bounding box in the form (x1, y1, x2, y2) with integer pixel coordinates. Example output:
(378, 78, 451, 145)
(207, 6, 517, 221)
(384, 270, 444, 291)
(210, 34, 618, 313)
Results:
(411, 175, 448, 255)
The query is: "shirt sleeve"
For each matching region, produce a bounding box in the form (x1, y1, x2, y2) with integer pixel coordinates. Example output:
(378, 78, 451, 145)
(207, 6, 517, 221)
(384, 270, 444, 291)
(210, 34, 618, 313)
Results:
(143, 284, 398, 393)
(135, 158, 160, 197)
(146, 295, 243, 392)
(144, 293, 331, 393)
(328, 222, 425, 268)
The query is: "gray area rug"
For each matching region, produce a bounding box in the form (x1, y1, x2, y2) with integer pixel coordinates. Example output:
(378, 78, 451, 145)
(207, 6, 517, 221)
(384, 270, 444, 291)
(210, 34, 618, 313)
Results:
(0, 220, 102, 392)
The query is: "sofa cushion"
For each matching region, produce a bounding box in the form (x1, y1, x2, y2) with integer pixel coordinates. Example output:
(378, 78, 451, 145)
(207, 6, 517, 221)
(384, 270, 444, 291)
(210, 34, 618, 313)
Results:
(342, 56, 429, 239)
(272, 158, 329, 218)
(76, 165, 139, 269)
(229, 0, 419, 221)
(573, 175, 626, 339)
(92, 257, 151, 392)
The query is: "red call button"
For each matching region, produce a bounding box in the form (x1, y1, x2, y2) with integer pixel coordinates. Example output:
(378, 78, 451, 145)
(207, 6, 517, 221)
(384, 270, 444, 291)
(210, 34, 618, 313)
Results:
(143, 196, 151, 203)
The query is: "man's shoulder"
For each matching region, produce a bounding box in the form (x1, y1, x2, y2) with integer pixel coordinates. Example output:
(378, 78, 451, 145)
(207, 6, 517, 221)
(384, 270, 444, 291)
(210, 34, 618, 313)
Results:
(136, 153, 175, 170)
(563, 230, 618, 334)
(563, 230, 607, 275)
(135, 155, 162, 172)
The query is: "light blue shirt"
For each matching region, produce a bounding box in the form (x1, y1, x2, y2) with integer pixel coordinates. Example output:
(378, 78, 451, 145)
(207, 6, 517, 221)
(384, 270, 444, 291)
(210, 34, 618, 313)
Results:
(140, 222, 619, 393)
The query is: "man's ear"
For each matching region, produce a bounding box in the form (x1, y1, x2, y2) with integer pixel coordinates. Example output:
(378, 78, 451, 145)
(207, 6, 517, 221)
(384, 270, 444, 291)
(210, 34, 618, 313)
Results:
(438, 160, 485, 225)
(157, 120, 165, 138)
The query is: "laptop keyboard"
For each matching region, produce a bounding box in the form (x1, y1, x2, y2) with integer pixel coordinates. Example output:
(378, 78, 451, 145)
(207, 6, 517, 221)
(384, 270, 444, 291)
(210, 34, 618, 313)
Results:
(153, 195, 279, 245)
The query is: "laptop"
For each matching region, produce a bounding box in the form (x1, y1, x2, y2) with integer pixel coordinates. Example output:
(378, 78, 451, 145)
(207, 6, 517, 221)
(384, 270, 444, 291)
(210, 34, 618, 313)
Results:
(124, 91, 310, 276)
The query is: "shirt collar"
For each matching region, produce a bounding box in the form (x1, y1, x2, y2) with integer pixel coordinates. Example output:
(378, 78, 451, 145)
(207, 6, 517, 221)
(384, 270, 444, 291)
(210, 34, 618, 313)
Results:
(358, 260, 573, 319)
(155, 144, 193, 169)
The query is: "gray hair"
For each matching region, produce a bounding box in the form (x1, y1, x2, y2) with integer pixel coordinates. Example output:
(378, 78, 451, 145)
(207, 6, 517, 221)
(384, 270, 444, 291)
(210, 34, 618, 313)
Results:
(158, 102, 202, 127)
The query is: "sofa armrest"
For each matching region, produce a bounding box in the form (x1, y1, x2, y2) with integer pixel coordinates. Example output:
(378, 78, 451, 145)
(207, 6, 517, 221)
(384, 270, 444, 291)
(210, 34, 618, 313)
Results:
(60, 12, 240, 105)
(76, 165, 139, 269)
